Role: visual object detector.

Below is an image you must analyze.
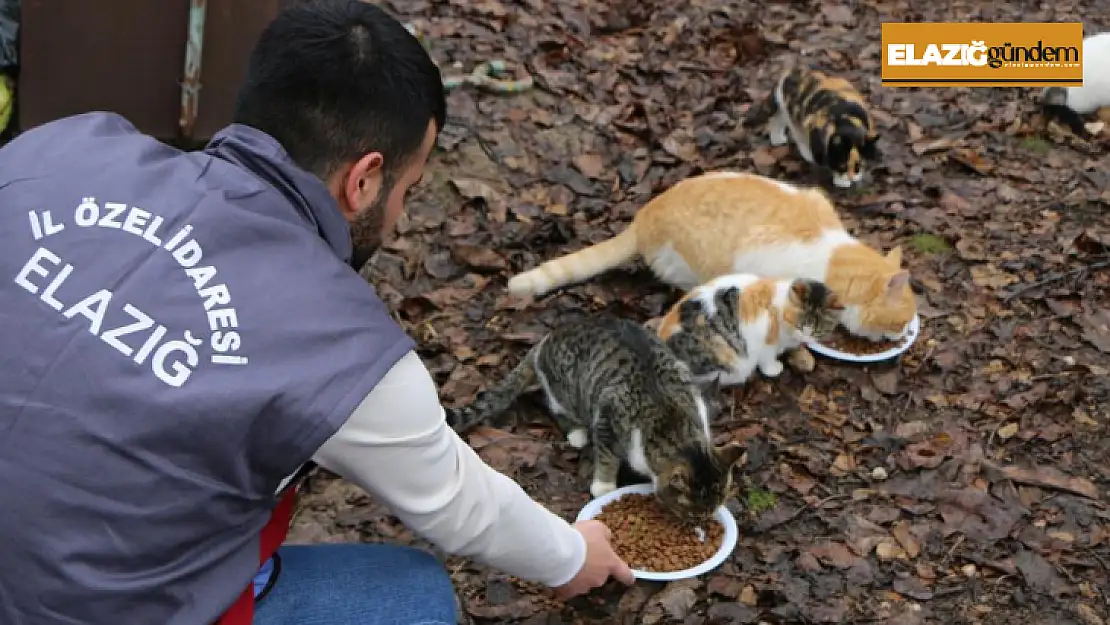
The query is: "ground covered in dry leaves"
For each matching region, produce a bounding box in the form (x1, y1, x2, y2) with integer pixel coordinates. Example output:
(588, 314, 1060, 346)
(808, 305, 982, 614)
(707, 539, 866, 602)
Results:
(288, 1, 1110, 623)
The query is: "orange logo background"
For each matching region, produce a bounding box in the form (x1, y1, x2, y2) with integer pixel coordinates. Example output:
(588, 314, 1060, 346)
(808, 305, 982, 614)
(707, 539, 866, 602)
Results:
(881, 22, 1084, 87)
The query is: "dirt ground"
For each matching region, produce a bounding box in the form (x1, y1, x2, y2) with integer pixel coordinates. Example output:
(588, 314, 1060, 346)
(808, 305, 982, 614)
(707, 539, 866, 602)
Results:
(287, 1, 1110, 623)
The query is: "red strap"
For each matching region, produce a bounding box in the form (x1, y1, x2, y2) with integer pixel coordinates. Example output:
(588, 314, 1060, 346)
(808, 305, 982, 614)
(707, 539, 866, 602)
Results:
(215, 488, 298, 625)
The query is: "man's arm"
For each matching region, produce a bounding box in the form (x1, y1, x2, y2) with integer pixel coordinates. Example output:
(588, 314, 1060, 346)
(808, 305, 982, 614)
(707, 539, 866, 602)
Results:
(311, 350, 587, 587)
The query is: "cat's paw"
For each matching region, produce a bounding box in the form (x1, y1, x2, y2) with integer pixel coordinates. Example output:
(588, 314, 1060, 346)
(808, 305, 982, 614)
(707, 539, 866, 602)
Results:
(787, 347, 816, 373)
(590, 480, 618, 498)
(760, 359, 784, 377)
(566, 428, 589, 449)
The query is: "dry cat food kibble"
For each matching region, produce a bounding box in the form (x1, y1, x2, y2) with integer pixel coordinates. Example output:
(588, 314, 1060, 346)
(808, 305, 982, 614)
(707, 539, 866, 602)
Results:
(593, 493, 724, 572)
(820, 327, 907, 355)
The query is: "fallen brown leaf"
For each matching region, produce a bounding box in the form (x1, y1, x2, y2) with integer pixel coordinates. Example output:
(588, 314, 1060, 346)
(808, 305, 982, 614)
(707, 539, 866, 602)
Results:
(642, 579, 700, 623)
(1080, 310, 1110, 353)
(937, 487, 1027, 543)
(808, 541, 864, 569)
(453, 244, 509, 271)
(572, 153, 606, 179)
(948, 147, 994, 175)
(912, 137, 962, 155)
(891, 522, 922, 559)
(467, 426, 543, 472)
(989, 462, 1100, 499)
(707, 602, 762, 624)
(450, 177, 508, 222)
(1015, 548, 1071, 598)
(898, 439, 948, 470)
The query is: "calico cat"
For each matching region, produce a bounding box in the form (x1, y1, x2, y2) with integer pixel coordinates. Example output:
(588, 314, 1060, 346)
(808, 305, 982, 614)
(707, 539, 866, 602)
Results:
(506, 171, 915, 370)
(447, 314, 744, 523)
(1041, 32, 1110, 138)
(768, 67, 879, 188)
(657, 274, 842, 386)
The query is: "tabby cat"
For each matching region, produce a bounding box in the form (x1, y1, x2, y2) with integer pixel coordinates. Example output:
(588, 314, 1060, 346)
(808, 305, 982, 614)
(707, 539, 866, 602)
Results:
(657, 274, 842, 386)
(506, 171, 915, 370)
(768, 67, 879, 188)
(447, 314, 744, 523)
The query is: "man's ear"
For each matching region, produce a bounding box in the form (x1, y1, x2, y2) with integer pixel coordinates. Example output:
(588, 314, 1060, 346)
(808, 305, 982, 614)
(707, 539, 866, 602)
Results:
(341, 151, 385, 217)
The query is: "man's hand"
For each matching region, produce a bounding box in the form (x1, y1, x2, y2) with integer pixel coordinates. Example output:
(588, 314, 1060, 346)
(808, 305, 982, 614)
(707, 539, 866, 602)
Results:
(553, 520, 635, 599)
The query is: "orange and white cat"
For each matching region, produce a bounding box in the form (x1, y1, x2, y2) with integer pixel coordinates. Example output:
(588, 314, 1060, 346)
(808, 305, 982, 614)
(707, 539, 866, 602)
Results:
(656, 274, 843, 386)
(507, 171, 916, 368)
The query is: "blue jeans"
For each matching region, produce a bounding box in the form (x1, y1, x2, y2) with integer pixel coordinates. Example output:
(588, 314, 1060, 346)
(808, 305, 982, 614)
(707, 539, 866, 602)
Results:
(253, 544, 458, 625)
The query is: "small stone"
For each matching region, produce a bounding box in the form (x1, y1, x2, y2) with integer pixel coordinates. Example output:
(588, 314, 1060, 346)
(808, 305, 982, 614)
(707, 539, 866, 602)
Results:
(796, 552, 823, 572)
(961, 564, 977, 578)
(871, 466, 889, 480)
(997, 422, 1019, 440)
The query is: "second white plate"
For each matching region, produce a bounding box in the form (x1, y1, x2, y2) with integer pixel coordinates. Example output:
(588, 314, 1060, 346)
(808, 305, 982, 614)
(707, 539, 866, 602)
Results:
(806, 313, 921, 363)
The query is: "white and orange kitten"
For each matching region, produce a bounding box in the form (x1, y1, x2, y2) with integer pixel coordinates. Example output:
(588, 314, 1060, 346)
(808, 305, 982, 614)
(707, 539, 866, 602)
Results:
(656, 274, 843, 386)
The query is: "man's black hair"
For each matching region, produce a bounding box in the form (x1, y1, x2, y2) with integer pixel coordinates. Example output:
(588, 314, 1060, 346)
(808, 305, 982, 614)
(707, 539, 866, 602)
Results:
(233, 0, 447, 179)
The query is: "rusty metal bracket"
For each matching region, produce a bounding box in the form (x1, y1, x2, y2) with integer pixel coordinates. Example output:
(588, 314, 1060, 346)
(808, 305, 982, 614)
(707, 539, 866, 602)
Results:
(179, 0, 207, 143)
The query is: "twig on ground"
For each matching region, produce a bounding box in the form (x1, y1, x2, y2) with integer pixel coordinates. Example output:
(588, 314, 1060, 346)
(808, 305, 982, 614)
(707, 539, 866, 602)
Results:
(1001, 258, 1110, 302)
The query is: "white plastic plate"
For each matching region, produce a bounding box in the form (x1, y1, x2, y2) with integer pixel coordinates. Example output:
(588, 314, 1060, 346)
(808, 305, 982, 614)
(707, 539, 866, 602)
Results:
(806, 313, 921, 363)
(575, 483, 739, 581)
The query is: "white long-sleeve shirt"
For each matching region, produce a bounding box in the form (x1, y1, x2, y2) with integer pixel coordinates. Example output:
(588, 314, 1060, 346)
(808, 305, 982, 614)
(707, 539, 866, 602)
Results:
(309, 350, 587, 587)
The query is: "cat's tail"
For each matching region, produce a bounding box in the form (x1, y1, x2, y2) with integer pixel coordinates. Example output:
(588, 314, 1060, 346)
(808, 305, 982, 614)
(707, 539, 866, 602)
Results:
(446, 347, 540, 435)
(506, 224, 640, 297)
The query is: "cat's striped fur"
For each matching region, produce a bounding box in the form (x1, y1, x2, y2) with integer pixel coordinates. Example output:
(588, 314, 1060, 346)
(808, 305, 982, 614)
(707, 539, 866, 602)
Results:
(447, 314, 743, 523)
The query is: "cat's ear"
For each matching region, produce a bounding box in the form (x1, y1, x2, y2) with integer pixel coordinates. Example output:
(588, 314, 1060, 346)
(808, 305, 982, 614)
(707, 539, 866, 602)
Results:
(716, 287, 741, 306)
(885, 246, 903, 267)
(885, 271, 910, 297)
(678, 298, 703, 325)
(808, 127, 828, 165)
(701, 373, 723, 401)
(666, 464, 692, 492)
(715, 442, 746, 469)
(789, 279, 810, 304)
(861, 133, 880, 160)
(825, 291, 845, 311)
